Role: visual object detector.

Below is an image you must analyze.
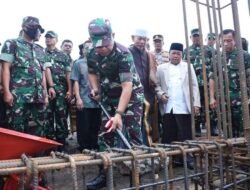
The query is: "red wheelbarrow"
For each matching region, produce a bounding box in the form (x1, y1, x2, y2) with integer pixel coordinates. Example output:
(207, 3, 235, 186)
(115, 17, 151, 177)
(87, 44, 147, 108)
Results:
(0, 127, 62, 190)
(0, 128, 61, 160)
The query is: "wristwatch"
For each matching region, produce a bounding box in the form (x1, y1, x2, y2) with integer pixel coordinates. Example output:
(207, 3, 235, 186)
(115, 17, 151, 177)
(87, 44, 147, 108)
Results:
(115, 110, 124, 116)
(48, 85, 54, 89)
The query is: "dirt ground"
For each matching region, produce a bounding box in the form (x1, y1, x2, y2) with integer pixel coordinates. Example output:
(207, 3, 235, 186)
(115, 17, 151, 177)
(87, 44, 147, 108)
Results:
(46, 165, 199, 190)
(44, 133, 201, 190)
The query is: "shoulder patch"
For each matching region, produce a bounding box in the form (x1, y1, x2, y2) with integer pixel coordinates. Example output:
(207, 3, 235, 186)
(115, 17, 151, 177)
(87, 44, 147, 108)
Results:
(116, 42, 130, 54)
(34, 43, 44, 50)
(4, 39, 18, 50)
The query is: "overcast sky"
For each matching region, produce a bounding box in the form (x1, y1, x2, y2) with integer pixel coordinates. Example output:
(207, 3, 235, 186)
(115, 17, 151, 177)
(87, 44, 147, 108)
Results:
(0, 0, 249, 58)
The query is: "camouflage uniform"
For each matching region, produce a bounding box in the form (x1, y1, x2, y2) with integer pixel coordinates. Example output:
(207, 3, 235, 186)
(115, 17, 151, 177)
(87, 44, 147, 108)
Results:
(204, 45, 218, 134)
(44, 48, 71, 141)
(0, 37, 47, 137)
(210, 48, 250, 136)
(87, 42, 144, 152)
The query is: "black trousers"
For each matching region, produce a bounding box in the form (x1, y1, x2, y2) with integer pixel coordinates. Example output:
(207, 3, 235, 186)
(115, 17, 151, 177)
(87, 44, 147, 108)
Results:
(162, 110, 192, 144)
(0, 93, 7, 127)
(76, 108, 101, 150)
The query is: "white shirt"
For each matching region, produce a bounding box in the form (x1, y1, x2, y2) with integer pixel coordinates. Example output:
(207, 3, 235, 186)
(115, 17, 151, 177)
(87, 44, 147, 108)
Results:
(165, 63, 189, 114)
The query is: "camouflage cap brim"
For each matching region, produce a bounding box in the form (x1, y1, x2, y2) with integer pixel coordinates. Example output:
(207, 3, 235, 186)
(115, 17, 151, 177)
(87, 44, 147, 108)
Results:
(45, 31, 58, 38)
(40, 27, 45, 34)
(92, 36, 111, 47)
(207, 33, 216, 39)
(191, 28, 200, 36)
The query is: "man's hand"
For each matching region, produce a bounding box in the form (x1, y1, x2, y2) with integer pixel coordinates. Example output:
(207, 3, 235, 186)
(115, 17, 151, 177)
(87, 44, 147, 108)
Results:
(48, 87, 56, 100)
(210, 97, 217, 109)
(4, 91, 13, 107)
(90, 89, 100, 101)
(65, 91, 72, 102)
(104, 117, 114, 133)
(194, 106, 200, 116)
(76, 98, 84, 110)
(161, 94, 168, 104)
(110, 114, 123, 132)
(104, 116, 122, 132)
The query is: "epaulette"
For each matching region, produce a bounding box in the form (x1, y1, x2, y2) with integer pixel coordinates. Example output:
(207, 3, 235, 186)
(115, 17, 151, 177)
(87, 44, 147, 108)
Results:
(34, 43, 44, 50)
(7, 39, 17, 44)
(161, 51, 169, 55)
(116, 42, 130, 54)
(62, 51, 69, 57)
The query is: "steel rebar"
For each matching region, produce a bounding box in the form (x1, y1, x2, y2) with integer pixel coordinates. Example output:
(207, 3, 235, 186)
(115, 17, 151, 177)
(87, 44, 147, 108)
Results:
(217, 0, 233, 138)
(182, 0, 196, 139)
(195, 0, 211, 139)
(211, 0, 228, 138)
(231, 0, 250, 156)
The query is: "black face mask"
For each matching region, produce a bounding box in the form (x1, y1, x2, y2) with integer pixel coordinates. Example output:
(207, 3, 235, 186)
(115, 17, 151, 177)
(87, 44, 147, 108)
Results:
(23, 27, 39, 40)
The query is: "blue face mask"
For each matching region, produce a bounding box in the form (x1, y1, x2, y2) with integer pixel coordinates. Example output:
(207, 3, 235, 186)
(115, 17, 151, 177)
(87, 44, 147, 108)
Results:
(23, 27, 40, 40)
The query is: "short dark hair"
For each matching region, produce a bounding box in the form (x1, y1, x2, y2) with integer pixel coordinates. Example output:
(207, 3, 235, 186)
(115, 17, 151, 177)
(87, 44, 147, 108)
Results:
(79, 40, 91, 56)
(61, 39, 73, 47)
(220, 29, 235, 39)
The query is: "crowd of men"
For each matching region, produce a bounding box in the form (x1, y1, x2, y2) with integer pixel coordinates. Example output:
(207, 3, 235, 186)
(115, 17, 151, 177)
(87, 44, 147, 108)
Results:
(0, 16, 249, 189)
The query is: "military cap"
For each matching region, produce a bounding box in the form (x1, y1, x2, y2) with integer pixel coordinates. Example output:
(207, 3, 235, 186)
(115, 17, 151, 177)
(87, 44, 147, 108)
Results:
(153, 34, 164, 41)
(133, 29, 149, 38)
(88, 18, 112, 48)
(207, 33, 216, 39)
(169, 43, 183, 52)
(191, 28, 200, 36)
(45, 31, 58, 38)
(22, 16, 44, 33)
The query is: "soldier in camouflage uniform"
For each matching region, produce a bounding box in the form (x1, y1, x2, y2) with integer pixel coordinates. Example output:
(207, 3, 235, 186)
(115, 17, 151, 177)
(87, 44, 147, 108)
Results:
(44, 31, 72, 144)
(0, 16, 48, 137)
(61, 39, 77, 135)
(152, 34, 169, 65)
(205, 33, 219, 135)
(86, 18, 144, 190)
(205, 33, 216, 48)
(209, 29, 250, 137)
(183, 28, 214, 136)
